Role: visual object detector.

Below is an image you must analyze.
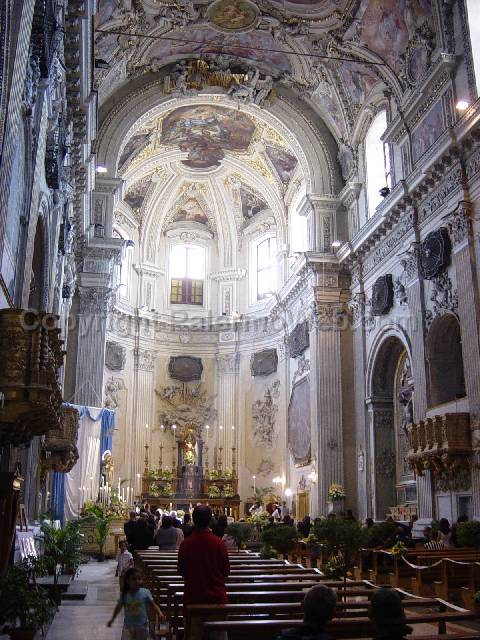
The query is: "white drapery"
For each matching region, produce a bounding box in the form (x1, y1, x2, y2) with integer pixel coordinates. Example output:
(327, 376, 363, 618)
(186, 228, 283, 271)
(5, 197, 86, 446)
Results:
(64, 406, 103, 520)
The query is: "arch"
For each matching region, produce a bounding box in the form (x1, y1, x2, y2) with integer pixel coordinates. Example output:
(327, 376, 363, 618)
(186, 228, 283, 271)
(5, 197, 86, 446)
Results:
(96, 83, 338, 197)
(426, 314, 466, 407)
(28, 212, 49, 312)
(366, 324, 413, 399)
(367, 326, 416, 520)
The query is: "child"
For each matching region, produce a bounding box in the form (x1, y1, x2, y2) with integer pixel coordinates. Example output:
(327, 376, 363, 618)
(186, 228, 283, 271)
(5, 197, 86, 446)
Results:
(116, 539, 134, 590)
(108, 567, 164, 639)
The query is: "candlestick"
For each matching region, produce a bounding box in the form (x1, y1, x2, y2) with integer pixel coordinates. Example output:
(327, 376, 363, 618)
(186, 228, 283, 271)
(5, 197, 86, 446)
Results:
(252, 475, 256, 495)
(118, 477, 121, 497)
(144, 444, 149, 472)
(172, 445, 176, 472)
(136, 473, 141, 497)
(158, 444, 163, 471)
(204, 444, 209, 473)
(232, 446, 237, 478)
(218, 447, 223, 472)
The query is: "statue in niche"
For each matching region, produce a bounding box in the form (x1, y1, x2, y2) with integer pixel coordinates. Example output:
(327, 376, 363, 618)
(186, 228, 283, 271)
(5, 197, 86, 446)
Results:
(398, 358, 414, 433)
(337, 141, 355, 181)
(101, 450, 114, 486)
(104, 377, 125, 410)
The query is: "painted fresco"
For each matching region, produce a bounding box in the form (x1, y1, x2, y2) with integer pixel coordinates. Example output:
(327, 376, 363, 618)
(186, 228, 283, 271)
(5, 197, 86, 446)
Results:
(118, 133, 150, 169)
(207, 0, 259, 31)
(338, 61, 378, 104)
(173, 198, 209, 225)
(124, 176, 152, 212)
(161, 105, 256, 169)
(265, 145, 297, 184)
(411, 99, 445, 163)
(95, 0, 122, 27)
(147, 27, 291, 73)
(311, 88, 347, 138)
(288, 377, 311, 466)
(271, 0, 327, 4)
(240, 187, 268, 221)
(344, 0, 432, 71)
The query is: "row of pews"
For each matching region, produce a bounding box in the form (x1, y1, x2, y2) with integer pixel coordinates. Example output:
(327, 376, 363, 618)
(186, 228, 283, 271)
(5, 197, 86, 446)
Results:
(354, 548, 480, 607)
(135, 548, 480, 640)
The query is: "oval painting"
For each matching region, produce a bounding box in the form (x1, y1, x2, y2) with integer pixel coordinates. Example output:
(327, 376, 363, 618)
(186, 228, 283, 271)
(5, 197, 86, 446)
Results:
(207, 0, 258, 32)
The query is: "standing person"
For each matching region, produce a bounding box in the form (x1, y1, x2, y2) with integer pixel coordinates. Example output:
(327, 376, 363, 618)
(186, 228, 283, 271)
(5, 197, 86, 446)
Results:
(107, 567, 164, 639)
(272, 503, 282, 522)
(282, 501, 290, 517)
(181, 512, 194, 538)
(124, 512, 137, 551)
(115, 540, 134, 590)
(178, 505, 230, 640)
(154, 515, 178, 550)
(133, 517, 153, 551)
(212, 514, 228, 538)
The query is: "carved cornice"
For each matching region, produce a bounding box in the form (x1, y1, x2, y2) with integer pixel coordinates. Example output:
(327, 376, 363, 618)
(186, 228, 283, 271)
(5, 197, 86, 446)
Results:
(210, 268, 247, 282)
(444, 201, 472, 248)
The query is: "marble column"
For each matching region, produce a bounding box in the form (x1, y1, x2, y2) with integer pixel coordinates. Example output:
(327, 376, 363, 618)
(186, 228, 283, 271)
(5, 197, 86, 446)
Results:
(446, 202, 480, 517)
(367, 402, 396, 519)
(215, 353, 240, 471)
(400, 239, 434, 518)
(66, 285, 112, 406)
(129, 349, 156, 483)
(299, 195, 339, 253)
(310, 297, 346, 515)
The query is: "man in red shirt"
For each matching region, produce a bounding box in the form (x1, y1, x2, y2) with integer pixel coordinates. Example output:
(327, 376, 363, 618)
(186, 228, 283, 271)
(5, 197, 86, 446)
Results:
(178, 505, 230, 639)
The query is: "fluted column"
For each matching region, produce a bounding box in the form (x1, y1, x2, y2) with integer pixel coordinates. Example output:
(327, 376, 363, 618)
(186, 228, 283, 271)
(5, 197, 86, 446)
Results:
(350, 284, 371, 519)
(215, 353, 240, 471)
(400, 238, 433, 518)
(130, 350, 156, 482)
(445, 202, 480, 517)
(310, 299, 345, 515)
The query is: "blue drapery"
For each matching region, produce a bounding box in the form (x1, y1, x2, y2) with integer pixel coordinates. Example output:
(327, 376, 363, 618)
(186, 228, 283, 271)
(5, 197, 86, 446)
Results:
(50, 405, 116, 522)
(51, 471, 66, 524)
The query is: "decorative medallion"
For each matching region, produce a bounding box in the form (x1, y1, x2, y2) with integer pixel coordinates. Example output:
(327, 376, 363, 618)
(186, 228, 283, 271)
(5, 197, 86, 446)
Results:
(288, 321, 309, 358)
(105, 341, 126, 371)
(371, 274, 394, 316)
(168, 356, 203, 382)
(251, 349, 278, 377)
(207, 0, 259, 32)
(420, 228, 451, 280)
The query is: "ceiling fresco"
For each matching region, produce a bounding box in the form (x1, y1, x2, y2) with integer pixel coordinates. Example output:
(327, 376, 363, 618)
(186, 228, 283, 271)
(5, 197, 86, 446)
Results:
(240, 185, 268, 221)
(160, 105, 257, 169)
(265, 145, 298, 185)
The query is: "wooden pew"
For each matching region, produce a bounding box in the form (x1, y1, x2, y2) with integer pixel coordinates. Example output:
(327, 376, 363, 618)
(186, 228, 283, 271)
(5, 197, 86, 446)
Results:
(201, 610, 479, 640)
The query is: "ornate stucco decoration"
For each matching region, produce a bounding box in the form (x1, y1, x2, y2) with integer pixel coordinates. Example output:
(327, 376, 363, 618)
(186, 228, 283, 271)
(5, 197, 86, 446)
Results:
(251, 380, 280, 449)
(288, 320, 309, 358)
(425, 271, 458, 328)
(419, 227, 451, 280)
(105, 341, 126, 371)
(155, 382, 216, 439)
(398, 358, 414, 433)
(406, 413, 472, 478)
(169, 356, 203, 382)
(292, 353, 310, 386)
(135, 348, 156, 372)
(42, 405, 80, 476)
(251, 349, 278, 377)
(104, 377, 125, 410)
(216, 352, 240, 374)
(371, 274, 394, 316)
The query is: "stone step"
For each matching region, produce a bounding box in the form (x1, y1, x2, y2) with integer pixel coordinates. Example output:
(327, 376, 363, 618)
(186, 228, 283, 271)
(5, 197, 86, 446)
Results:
(61, 581, 88, 600)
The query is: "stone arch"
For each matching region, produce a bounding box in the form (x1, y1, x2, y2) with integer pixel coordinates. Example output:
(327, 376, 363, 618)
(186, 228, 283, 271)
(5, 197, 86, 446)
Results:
(426, 314, 466, 408)
(367, 327, 416, 520)
(95, 83, 338, 197)
(28, 209, 50, 312)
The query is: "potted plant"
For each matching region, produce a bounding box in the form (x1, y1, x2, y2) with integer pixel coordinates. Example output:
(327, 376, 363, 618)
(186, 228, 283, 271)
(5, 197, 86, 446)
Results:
(0, 562, 55, 640)
(94, 515, 112, 561)
(226, 522, 253, 551)
(39, 520, 81, 603)
(261, 525, 299, 559)
(327, 483, 346, 514)
(314, 518, 369, 592)
(456, 521, 480, 548)
(207, 485, 221, 499)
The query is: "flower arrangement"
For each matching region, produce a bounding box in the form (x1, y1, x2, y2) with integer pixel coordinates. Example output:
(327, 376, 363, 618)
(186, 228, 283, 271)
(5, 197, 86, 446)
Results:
(145, 469, 159, 480)
(222, 483, 234, 497)
(150, 484, 160, 498)
(391, 541, 407, 557)
(177, 509, 185, 519)
(249, 510, 271, 529)
(158, 468, 174, 481)
(328, 483, 346, 501)
(208, 485, 221, 498)
(159, 482, 174, 497)
(324, 554, 347, 580)
(209, 469, 224, 480)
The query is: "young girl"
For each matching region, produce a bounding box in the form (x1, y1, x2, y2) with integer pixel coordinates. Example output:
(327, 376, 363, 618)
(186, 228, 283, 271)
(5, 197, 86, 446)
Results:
(108, 567, 164, 639)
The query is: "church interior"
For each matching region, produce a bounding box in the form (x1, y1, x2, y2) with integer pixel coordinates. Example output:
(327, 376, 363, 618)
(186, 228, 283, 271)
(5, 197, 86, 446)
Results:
(1, 0, 480, 638)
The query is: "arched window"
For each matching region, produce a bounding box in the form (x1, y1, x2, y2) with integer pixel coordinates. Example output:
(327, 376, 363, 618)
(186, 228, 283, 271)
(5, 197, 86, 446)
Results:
(365, 110, 391, 216)
(256, 236, 277, 300)
(466, 0, 480, 96)
(169, 244, 205, 306)
(426, 315, 466, 407)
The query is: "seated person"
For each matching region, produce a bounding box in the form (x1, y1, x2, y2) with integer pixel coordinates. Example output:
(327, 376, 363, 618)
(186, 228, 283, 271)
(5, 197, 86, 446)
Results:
(368, 588, 412, 640)
(276, 584, 336, 640)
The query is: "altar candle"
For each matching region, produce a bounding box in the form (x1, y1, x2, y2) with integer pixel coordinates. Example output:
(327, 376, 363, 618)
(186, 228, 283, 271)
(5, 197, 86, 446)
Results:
(118, 478, 121, 496)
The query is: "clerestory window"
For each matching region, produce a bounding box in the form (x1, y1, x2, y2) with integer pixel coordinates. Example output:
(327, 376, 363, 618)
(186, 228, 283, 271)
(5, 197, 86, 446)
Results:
(169, 244, 205, 306)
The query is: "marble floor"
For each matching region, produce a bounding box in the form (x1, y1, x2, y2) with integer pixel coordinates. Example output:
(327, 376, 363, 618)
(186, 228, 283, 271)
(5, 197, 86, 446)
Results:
(46, 560, 123, 640)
